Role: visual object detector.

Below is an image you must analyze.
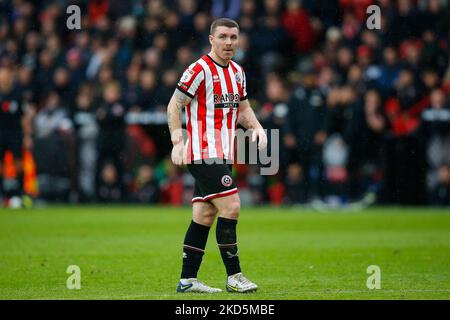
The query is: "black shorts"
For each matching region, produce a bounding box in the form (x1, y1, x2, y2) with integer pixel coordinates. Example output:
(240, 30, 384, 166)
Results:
(0, 130, 23, 159)
(187, 158, 238, 203)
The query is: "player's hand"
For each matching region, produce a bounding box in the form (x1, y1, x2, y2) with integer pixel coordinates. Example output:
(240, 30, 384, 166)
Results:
(171, 141, 186, 166)
(251, 128, 268, 150)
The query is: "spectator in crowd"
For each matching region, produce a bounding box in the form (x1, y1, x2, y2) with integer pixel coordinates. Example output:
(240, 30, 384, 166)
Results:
(387, 0, 420, 46)
(420, 29, 449, 78)
(72, 84, 98, 202)
(154, 68, 178, 110)
(322, 132, 349, 202)
(0, 66, 31, 203)
(322, 85, 360, 201)
(312, 0, 340, 28)
(284, 67, 326, 200)
(98, 162, 124, 202)
(245, 164, 265, 205)
(257, 73, 290, 169)
(376, 46, 402, 96)
(35, 49, 57, 100)
(17, 66, 36, 104)
(66, 47, 86, 93)
(122, 65, 141, 110)
(284, 162, 308, 204)
(129, 164, 159, 203)
(383, 67, 427, 204)
(432, 164, 450, 206)
(192, 11, 212, 50)
(53, 67, 76, 104)
(421, 88, 450, 205)
(347, 89, 386, 198)
(33, 92, 74, 201)
(281, 0, 316, 54)
(251, 13, 291, 74)
(96, 81, 126, 192)
(418, 0, 450, 36)
(136, 69, 158, 111)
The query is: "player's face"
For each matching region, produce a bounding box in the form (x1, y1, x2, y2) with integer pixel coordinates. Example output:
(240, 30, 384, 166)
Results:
(210, 26, 239, 62)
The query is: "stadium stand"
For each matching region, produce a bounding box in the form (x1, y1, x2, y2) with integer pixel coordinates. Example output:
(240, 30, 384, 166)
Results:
(0, 0, 449, 206)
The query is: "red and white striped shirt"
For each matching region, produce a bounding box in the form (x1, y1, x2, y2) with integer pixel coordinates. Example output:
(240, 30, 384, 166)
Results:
(177, 54, 247, 162)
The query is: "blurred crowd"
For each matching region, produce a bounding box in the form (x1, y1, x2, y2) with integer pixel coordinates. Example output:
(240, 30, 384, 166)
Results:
(0, 0, 450, 206)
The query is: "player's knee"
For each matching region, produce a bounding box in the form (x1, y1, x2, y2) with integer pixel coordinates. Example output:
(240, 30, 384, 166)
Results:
(193, 206, 217, 226)
(221, 200, 240, 219)
(203, 207, 218, 224)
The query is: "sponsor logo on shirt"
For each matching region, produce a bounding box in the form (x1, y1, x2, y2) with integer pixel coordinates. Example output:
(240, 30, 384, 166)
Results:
(214, 93, 240, 108)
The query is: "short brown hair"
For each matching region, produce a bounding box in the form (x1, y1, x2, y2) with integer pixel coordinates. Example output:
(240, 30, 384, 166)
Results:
(210, 18, 239, 35)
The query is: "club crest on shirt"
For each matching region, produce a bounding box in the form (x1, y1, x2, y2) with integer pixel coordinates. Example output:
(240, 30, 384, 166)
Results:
(181, 69, 195, 83)
(221, 175, 233, 187)
(235, 73, 241, 83)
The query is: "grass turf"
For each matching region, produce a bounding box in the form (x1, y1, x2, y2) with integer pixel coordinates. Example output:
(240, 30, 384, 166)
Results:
(0, 206, 449, 300)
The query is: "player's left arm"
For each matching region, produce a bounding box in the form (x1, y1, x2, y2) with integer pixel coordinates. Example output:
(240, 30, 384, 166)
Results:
(238, 99, 267, 149)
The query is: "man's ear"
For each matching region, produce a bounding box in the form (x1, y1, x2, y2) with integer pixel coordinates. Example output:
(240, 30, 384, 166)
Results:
(208, 34, 213, 45)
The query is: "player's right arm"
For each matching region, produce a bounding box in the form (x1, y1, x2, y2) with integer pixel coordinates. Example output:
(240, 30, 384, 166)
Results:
(167, 89, 192, 165)
(168, 63, 204, 165)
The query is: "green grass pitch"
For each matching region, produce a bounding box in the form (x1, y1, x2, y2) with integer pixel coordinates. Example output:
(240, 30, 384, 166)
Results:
(1, 206, 449, 300)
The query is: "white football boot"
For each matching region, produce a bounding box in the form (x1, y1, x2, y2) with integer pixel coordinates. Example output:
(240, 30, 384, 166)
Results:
(177, 278, 222, 293)
(226, 273, 258, 293)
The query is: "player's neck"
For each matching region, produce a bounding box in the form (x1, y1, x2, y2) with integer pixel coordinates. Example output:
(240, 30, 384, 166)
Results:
(208, 51, 230, 67)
